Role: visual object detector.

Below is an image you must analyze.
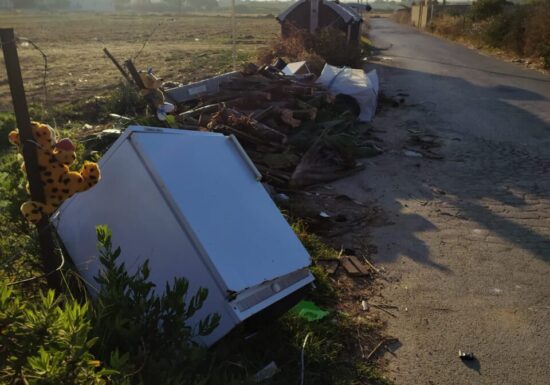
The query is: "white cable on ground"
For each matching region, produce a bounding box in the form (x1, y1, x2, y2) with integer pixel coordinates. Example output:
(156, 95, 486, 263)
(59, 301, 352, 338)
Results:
(300, 332, 312, 385)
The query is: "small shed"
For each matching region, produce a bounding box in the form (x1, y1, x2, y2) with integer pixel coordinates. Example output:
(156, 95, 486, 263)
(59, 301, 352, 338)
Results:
(276, 0, 364, 44)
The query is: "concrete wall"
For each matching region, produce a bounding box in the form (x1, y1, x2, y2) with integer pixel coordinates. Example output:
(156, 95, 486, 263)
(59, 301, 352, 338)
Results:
(411, 3, 429, 28)
(411, 3, 471, 28)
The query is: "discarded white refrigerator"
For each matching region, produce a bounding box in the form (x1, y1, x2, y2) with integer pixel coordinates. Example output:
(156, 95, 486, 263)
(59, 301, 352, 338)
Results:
(52, 126, 314, 346)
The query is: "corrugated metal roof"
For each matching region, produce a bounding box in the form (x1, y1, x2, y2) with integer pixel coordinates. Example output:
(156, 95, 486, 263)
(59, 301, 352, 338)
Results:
(277, 0, 363, 24)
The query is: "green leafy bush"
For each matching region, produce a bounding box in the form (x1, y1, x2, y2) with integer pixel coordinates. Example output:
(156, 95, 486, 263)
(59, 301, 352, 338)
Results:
(0, 283, 111, 385)
(524, 0, 550, 68)
(469, 0, 509, 21)
(0, 113, 16, 149)
(91, 225, 220, 385)
(0, 226, 221, 385)
(434, 0, 550, 67)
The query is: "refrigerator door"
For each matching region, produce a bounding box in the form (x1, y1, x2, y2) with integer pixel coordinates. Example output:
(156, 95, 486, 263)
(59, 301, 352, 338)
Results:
(130, 129, 312, 294)
(53, 136, 238, 345)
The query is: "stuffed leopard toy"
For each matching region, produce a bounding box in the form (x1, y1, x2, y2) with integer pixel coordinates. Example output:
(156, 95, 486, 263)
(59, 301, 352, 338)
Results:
(8, 122, 101, 224)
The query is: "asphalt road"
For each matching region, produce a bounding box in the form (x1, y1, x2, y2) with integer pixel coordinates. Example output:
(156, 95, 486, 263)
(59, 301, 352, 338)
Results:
(334, 18, 550, 385)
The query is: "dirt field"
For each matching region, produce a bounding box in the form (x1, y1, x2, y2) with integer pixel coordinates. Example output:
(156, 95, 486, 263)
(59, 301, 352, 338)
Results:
(0, 11, 279, 110)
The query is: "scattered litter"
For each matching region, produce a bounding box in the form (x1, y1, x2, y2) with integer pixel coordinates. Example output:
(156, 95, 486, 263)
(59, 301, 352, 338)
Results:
(109, 113, 132, 121)
(366, 339, 387, 360)
(361, 256, 380, 274)
(317, 64, 379, 122)
(405, 147, 443, 160)
(361, 300, 369, 311)
(281, 61, 311, 76)
(253, 361, 279, 382)
(292, 300, 329, 321)
(101, 128, 122, 136)
(459, 350, 475, 361)
(403, 149, 423, 158)
(275, 193, 290, 202)
(432, 187, 446, 195)
(300, 333, 312, 385)
(317, 259, 339, 275)
(319, 211, 331, 218)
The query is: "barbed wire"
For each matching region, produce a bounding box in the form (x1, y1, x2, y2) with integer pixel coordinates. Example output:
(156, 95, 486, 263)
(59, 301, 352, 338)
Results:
(18, 37, 49, 118)
(133, 20, 166, 61)
(1, 36, 49, 118)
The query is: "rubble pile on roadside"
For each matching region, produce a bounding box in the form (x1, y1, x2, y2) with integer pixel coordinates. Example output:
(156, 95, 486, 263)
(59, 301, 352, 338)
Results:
(173, 63, 382, 187)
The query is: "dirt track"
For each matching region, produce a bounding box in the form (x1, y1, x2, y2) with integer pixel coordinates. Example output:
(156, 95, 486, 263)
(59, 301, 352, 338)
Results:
(333, 18, 550, 385)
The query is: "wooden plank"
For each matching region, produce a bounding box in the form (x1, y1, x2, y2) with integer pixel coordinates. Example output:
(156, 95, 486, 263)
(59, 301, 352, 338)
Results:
(341, 256, 361, 276)
(0, 28, 61, 290)
(348, 255, 371, 275)
(103, 47, 132, 84)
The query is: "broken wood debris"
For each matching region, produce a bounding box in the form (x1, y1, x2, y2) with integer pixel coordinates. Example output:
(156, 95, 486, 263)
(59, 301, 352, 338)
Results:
(341, 255, 371, 277)
(168, 63, 382, 187)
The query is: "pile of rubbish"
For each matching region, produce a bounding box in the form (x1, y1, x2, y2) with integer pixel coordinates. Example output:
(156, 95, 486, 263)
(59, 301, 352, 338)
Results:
(169, 62, 381, 187)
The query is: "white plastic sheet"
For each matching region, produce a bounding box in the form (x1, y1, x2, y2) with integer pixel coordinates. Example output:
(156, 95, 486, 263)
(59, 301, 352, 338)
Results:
(317, 64, 379, 122)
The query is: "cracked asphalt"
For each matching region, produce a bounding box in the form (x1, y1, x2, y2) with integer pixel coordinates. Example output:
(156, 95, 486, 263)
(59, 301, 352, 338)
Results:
(333, 18, 550, 385)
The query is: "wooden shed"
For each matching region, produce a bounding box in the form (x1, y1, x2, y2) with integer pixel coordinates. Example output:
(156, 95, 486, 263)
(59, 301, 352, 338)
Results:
(276, 0, 364, 44)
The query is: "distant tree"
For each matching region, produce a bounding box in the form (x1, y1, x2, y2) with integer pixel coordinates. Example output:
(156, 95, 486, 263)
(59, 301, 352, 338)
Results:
(470, 0, 510, 21)
(188, 0, 218, 10)
(48, 0, 71, 8)
(165, 0, 185, 12)
(14, 0, 36, 8)
(113, 0, 130, 11)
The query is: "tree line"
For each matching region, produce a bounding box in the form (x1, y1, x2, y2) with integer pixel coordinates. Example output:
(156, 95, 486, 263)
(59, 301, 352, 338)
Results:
(10, 0, 220, 11)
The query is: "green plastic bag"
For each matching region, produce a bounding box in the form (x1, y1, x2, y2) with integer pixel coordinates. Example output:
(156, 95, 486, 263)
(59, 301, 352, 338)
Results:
(291, 300, 329, 321)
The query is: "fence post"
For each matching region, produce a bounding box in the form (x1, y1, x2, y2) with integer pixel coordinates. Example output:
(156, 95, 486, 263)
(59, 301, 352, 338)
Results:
(0, 28, 62, 291)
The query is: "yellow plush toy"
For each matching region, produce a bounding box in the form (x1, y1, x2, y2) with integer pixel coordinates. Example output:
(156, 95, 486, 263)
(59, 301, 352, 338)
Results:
(139, 68, 175, 121)
(8, 122, 101, 224)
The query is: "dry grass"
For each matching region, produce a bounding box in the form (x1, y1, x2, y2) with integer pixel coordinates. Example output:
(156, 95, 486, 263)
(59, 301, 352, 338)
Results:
(257, 25, 365, 74)
(431, 14, 465, 39)
(430, 1, 550, 69)
(0, 11, 279, 110)
(391, 9, 411, 25)
(524, 0, 550, 65)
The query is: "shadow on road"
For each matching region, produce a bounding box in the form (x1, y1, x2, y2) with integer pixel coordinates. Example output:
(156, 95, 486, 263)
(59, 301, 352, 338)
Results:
(380, 55, 550, 84)
(351, 61, 550, 269)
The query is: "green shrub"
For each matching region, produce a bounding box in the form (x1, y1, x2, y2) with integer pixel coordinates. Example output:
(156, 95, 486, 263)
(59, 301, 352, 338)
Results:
(524, 0, 550, 65)
(0, 113, 16, 149)
(0, 283, 111, 385)
(432, 14, 466, 38)
(482, 12, 512, 47)
(481, 6, 528, 54)
(469, 0, 509, 21)
(91, 225, 220, 385)
(540, 44, 550, 69)
(0, 225, 221, 385)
